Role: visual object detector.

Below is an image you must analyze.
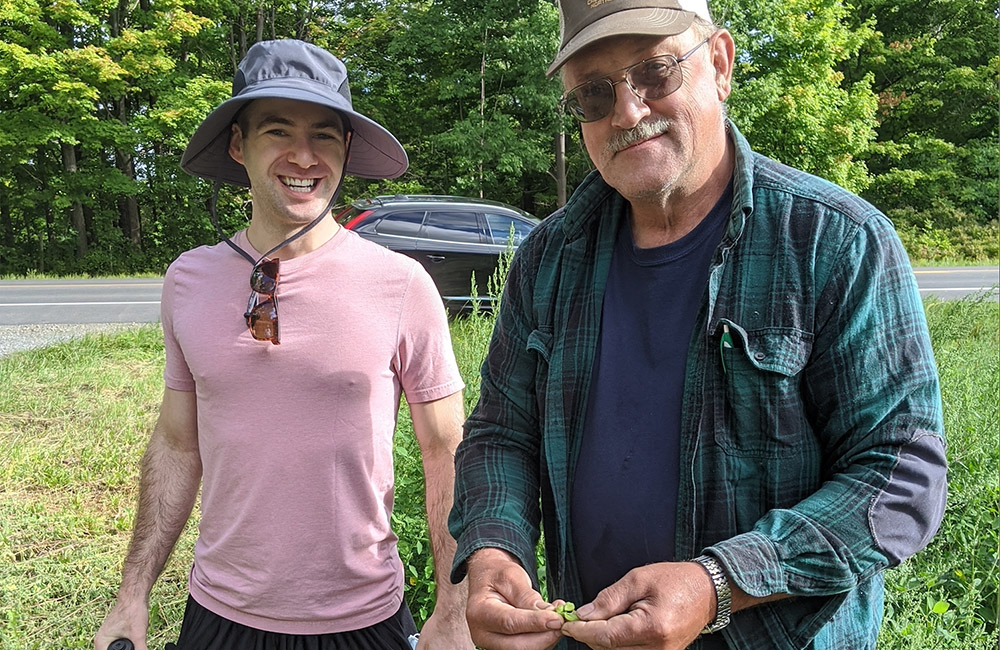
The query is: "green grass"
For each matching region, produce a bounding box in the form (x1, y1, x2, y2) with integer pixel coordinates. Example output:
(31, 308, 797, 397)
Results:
(0, 327, 192, 648)
(907, 259, 1000, 268)
(1, 298, 996, 649)
(0, 272, 165, 281)
(877, 296, 1000, 648)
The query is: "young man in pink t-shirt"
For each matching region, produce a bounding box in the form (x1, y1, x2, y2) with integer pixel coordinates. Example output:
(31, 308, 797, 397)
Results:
(95, 40, 473, 650)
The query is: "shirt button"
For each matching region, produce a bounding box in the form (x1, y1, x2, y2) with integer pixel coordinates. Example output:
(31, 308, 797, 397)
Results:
(754, 351, 766, 361)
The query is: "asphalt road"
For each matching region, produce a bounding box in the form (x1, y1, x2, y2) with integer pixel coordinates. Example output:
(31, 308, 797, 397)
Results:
(0, 267, 996, 327)
(912, 266, 999, 301)
(0, 278, 163, 326)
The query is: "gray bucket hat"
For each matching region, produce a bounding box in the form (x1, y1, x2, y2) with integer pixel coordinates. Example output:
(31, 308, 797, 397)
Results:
(548, 0, 713, 76)
(182, 39, 408, 186)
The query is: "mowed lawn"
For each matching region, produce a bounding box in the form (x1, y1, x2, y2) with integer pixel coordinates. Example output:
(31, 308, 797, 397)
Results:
(1, 297, 996, 649)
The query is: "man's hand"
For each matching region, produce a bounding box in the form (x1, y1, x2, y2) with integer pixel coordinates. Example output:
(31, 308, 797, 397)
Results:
(465, 548, 565, 650)
(561, 562, 714, 649)
(94, 598, 149, 650)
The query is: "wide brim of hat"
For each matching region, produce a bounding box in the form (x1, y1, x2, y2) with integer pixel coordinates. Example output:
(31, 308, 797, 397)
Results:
(547, 8, 696, 76)
(181, 80, 408, 186)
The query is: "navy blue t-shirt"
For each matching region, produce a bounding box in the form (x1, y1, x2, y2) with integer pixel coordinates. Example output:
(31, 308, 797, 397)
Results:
(571, 185, 731, 602)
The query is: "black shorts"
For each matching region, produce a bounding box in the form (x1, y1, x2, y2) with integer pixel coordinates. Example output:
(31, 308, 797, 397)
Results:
(169, 596, 418, 650)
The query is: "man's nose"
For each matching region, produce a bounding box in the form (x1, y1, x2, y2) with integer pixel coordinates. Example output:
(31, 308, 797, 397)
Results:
(609, 81, 651, 130)
(286, 135, 320, 167)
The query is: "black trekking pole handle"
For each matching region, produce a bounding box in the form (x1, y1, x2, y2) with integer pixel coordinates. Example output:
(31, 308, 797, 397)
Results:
(108, 640, 134, 650)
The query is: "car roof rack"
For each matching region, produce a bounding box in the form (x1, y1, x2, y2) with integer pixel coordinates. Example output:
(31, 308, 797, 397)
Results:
(353, 194, 534, 217)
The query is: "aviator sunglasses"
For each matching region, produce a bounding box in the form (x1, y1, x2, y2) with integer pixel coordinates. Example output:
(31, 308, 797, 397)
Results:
(559, 38, 710, 123)
(245, 258, 280, 344)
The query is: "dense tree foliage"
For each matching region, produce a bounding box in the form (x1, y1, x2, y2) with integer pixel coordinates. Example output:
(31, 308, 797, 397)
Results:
(720, 0, 880, 193)
(842, 0, 999, 261)
(0, 0, 995, 275)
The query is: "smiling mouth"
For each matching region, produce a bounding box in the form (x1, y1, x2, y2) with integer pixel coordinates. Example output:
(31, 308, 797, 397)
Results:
(280, 176, 318, 193)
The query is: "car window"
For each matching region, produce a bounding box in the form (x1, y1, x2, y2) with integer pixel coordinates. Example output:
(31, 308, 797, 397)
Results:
(373, 210, 426, 236)
(420, 211, 483, 243)
(485, 213, 533, 246)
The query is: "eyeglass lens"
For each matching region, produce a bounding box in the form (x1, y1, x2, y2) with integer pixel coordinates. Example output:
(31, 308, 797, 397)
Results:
(562, 38, 709, 123)
(246, 258, 280, 344)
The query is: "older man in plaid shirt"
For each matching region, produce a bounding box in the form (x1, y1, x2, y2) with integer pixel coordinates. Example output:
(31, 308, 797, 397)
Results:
(448, 2, 947, 649)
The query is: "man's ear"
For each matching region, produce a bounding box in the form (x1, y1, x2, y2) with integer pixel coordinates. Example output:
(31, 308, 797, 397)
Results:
(229, 122, 245, 165)
(711, 29, 736, 101)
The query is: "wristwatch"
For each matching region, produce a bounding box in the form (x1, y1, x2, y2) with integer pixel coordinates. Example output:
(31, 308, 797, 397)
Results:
(693, 555, 732, 634)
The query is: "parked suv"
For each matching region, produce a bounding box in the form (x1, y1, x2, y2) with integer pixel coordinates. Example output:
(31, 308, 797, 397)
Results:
(336, 195, 540, 311)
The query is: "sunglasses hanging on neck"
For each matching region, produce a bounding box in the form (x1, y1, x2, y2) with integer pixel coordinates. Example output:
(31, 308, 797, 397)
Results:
(245, 257, 280, 344)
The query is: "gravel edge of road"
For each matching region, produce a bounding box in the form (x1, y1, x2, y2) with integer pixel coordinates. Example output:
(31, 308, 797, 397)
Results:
(0, 323, 150, 358)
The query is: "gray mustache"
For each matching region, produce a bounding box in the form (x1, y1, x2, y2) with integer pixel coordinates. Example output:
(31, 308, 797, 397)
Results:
(605, 118, 671, 154)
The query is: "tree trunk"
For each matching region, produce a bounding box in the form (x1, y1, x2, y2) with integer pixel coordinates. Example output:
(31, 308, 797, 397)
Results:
(229, 26, 239, 72)
(60, 141, 88, 258)
(116, 164, 142, 248)
(479, 27, 488, 199)
(555, 130, 567, 207)
(0, 187, 12, 248)
(295, 0, 313, 40)
(256, 2, 265, 43)
(84, 203, 95, 245)
(116, 97, 142, 248)
(38, 229, 45, 274)
(42, 204, 55, 272)
(108, 1, 141, 250)
(235, 14, 248, 63)
(110, 4, 121, 36)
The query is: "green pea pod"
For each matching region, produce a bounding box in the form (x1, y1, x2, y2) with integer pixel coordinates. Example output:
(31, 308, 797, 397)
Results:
(555, 602, 579, 622)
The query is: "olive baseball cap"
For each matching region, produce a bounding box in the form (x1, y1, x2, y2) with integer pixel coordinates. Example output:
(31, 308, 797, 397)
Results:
(182, 39, 408, 187)
(547, 0, 713, 76)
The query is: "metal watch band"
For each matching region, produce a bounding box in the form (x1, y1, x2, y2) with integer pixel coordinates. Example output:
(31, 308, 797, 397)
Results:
(693, 555, 732, 634)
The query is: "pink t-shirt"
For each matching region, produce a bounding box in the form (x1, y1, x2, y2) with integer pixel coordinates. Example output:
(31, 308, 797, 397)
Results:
(160, 228, 464, 634)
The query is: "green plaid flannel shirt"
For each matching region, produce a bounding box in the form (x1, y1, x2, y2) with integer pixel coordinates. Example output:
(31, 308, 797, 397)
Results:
(449, 121, 946, 649)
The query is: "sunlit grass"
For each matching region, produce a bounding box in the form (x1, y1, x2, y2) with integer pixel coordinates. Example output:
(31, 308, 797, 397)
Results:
(1, 298, 996, 649)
